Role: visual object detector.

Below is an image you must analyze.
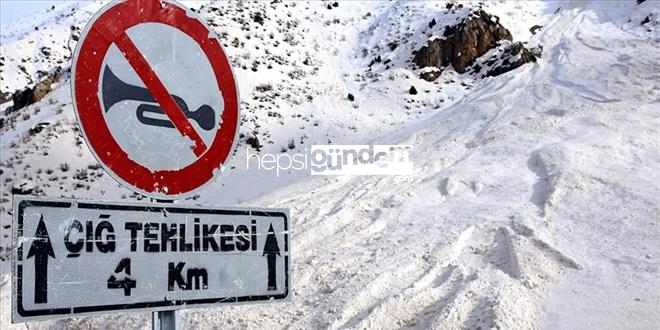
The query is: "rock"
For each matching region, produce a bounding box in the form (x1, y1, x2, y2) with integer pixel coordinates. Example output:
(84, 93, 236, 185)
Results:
(32, 78, 55, 101)
(29, 122, 49, 136)
(40, 47, 52, 56)
(347, 93, 355, 101)
(530, 25, 543, 35)
(246, 135, 261, 151)
(419, 67, 442, 81)
(409, 86, 418, 95)
(0, 91, 10, 104)
(252, 12, 265, 25)
(413, 9, 512, 73)
(11, 88, 33, 111)
(388, 41, 398, 51)
(11, 67, 62, 111)
(11, 183, 34, 195)
(368, 55, 383, 68)
(478, 41, 539, 77)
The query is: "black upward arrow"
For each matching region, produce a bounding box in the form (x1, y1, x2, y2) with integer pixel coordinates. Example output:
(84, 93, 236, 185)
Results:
(262, 223, 281, 291)
(26, 215, 55, 304)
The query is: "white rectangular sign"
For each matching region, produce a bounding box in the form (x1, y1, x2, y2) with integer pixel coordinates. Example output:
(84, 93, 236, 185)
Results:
(12, 196, 290, 322)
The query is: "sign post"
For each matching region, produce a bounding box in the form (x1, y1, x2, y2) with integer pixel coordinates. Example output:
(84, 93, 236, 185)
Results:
(152, 199, 176, 330)
(153, 310, 177, 330)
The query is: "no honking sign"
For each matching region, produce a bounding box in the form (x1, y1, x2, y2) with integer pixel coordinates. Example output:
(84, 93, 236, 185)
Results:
(72, 0, 240, 198)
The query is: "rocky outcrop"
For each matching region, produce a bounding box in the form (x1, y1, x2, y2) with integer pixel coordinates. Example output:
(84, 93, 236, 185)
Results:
(11, 89, 33, 112)
(485, 42, 539, 77)
(470, 41, 540, 77)
(10, 67, 62, 111)
(413, 10, 512, 73)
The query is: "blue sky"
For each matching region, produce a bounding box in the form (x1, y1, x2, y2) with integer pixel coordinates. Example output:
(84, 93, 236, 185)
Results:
(1, 0, 59, 28)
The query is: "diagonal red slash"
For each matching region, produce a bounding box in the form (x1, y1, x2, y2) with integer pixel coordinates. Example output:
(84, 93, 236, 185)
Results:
(114, 32, 208, 157)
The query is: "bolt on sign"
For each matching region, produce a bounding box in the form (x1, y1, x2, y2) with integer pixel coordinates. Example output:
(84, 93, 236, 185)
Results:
(12, 196, 290, 322)
(71, 0, 240, 198)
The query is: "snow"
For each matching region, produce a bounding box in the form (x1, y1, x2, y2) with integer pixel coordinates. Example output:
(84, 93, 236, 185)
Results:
(1, 0, 659, 329)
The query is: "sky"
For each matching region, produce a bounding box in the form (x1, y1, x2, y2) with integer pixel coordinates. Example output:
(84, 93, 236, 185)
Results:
(0, 1, 204, 29)
(1, 0, 60, 28)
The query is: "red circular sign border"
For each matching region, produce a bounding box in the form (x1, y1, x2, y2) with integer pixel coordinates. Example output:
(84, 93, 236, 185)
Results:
(72, 0, 239, 198)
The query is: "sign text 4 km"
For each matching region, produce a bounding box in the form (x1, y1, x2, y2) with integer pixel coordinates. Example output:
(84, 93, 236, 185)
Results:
(12, 197, 290, 322)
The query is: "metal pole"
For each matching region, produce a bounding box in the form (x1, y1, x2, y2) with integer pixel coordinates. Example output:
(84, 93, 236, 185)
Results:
(153, 310, 178, 330)
(151, 198, 178, 330)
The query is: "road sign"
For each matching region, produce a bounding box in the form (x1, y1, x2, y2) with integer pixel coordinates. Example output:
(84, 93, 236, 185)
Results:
(71, 0, 240, 198)
(11, 196, 290, 323)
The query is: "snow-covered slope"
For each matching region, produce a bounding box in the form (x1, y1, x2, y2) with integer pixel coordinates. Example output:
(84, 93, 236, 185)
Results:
(1, 1, 659, 329)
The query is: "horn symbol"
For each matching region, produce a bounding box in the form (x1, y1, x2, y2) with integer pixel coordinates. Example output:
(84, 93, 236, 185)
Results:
(101, 65, 216, 131)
